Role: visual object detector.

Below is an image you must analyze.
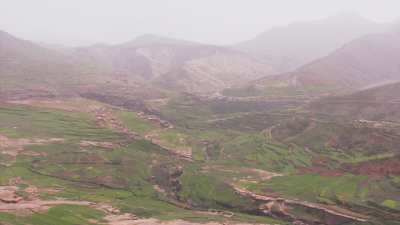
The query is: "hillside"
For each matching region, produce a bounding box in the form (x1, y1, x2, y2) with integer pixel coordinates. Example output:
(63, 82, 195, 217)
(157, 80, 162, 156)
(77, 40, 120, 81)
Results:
(309, 81, 400, 121)
(1, 21, 400, 225)
(235, 13, 386, 72)
(72, 35, 276, 93)
(225, 26, 400, 98)
(1, 92, 399, 225)
(0, 30, 112, 93)
(0, 31, 276, 97)
(289, 31, 400, 89)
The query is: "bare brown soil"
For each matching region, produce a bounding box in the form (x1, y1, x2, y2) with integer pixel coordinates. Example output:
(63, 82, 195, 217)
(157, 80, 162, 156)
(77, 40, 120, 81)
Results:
(144, 129, 192, 161)
(0, 89, 56, 101)
(80, 140, 119, 150)
(0, 134, 64, 166)
(233, 186, 369, 224)
(230, 167, 368, 225)
(92, 107, 192, 160)
(298, 157, 344, 177)
(6, 98, 104, 113)
(0, 179, 268, 225)
(342, 155, 400, 176)
(298, 167, 344, 177)
(117, 219, 268, 225)
(92, 107, 140, 140)
(0, 178, 139, 224)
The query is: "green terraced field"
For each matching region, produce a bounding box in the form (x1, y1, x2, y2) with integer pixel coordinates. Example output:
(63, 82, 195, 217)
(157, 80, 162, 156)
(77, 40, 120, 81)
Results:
(0, 205, 105, 225)
(0, 105, 120, 140)
(0, 103, 288, 225)
(0, 98, 399, 225)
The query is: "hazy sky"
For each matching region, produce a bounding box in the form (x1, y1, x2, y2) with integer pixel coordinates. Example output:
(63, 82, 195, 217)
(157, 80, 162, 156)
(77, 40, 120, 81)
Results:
(1, 0, 399, 46)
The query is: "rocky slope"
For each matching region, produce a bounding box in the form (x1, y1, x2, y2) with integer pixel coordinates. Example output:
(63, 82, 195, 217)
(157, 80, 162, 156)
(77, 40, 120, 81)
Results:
(0, 31, 276, 96)
(72, 35, 276, 93)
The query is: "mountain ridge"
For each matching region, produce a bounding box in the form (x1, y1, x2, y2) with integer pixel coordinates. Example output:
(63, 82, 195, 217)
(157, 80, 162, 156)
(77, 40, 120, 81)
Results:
(235, 13, 388, 72)
(0, 30, 276, 94)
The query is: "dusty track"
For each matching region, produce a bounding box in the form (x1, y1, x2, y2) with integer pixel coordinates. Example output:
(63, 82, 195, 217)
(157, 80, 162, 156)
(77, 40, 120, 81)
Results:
(0, 134, 64, 166)
(144, 128, 192, 161)
(233, 186, 368, 223)
(93, 107, 193, 161)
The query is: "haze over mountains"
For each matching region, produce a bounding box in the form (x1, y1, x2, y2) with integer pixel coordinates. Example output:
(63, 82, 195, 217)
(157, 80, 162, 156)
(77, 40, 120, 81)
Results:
(2, 10, 400, 225)
(235, 13, 389, 72)
(225, 21, 400, 98)
(72, 35, 275, 92)
(0, 30, 113, 92)
(0, 31, 277, 94)
(295, 28, 400, 88)
(1, 13, 399, 98)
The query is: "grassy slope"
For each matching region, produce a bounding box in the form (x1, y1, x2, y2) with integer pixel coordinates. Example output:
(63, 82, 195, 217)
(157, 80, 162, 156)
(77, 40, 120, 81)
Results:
(0, 103, 285, 225)
(1, 95, 399, 224)
(117, 111, 157, 135)
(0, 205, 105, 225)
(157, 94, 400, 224)
(0, 105, 120, 140)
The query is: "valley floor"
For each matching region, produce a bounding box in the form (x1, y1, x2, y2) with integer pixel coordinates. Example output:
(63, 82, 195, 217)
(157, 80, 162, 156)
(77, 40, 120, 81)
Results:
(0, 96, 399, 225)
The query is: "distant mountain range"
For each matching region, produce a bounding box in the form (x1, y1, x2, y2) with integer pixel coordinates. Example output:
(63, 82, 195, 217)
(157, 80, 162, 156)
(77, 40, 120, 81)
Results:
(0, 30, 99, 91)
(227, 23, 400, 98)
(71, 34, 275, 93)
(235, 13, 388, 72)
(1, 14, 399, 98)
(0, 31, 276, 94)
(2, 14, 400, 225)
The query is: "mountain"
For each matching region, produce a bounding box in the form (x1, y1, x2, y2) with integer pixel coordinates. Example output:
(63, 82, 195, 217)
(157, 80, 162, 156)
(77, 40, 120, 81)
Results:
(0, 30, 276, 100)
(228, 26, 400, 98)
(309, 81, 400, 121)
(235, 13, 387, 72)
(2, 30, 400, 225)
(280, 28, 400, 90)
(0, 30, 115, 94)
(0, 31, 167, 102)
(73, 35, 276, 93)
